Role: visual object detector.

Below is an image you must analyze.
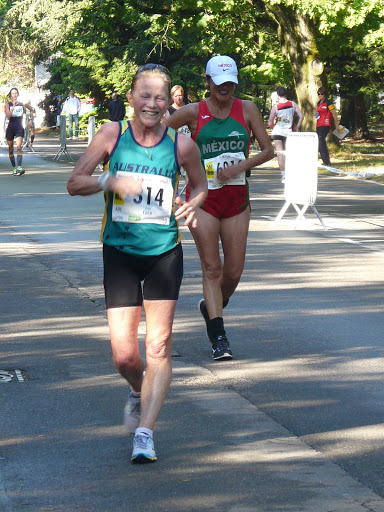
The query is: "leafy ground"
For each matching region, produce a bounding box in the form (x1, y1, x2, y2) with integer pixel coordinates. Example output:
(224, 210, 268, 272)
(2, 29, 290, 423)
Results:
(330, 141, 384, 182)
(317, 123, 384, 183)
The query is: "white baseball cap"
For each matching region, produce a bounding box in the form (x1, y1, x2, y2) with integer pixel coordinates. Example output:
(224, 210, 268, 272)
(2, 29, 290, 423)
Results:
(205, 56, 238, 85)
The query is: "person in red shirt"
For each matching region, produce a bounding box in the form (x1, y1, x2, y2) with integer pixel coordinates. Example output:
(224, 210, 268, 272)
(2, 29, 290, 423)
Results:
(316, 87, 341, 166)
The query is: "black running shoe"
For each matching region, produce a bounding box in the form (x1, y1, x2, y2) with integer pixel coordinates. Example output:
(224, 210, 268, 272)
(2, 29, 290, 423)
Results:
(198, 299, 210, 327)
(211, 335, 233, 361)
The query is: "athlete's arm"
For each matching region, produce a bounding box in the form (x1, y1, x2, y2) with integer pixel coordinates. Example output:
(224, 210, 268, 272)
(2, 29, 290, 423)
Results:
(268, 105, 277, 129)
(217, 100, 274, 182)
(162, 110, 171, 122)
(26, 104, 34, 116)
(293, 102, 304, 131)
(163, 103, 199, 137)
(67, 123, 141, 198)
(5, 103, 14, 120)
(174, 135, 207, 228)
(25, 104, 34, 125)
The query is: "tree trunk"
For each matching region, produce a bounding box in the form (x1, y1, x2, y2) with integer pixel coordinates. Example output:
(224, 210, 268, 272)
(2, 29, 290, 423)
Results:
(340, 97, 354, 133)
(353, 93, 370, 139)
(261, 2, 326, 131)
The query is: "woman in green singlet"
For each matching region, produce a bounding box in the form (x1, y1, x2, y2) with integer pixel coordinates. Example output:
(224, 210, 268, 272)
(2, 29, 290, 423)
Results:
(67, 64, 207, 464)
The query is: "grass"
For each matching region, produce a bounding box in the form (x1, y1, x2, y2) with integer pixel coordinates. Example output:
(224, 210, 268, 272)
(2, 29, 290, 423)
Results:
(318, 124, 384, 180)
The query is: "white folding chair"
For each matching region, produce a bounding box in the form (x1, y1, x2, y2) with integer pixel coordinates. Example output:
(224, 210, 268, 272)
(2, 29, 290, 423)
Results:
(274, 132, 327, 230)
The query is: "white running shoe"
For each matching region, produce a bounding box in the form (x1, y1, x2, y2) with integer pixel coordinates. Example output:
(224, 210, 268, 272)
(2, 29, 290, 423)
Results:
(131, 433, 157, 464)
(124, 391, 141, 433)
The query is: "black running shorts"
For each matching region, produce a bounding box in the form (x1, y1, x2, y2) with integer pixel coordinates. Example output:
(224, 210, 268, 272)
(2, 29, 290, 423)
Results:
(270, 134, 287, 143)
(6, 124, 24, 141)
(103, 243, 183, 308)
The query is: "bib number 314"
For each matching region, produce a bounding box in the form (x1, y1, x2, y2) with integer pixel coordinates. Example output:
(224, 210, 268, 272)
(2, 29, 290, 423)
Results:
(112, 171, 173, 225)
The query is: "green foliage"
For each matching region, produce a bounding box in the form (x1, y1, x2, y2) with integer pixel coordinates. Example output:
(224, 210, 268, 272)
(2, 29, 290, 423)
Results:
(0, 0, 382, 130)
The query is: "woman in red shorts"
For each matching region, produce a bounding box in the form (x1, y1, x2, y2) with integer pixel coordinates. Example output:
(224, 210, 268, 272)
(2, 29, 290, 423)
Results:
(164, 55, 273, 360)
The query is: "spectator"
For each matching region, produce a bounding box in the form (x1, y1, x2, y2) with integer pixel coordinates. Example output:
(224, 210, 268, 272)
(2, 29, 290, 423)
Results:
(316, 86, 341, 167)
(64, 89, 81, 139)
(55, 95, 63, 129)
(108, 92, 126, 122)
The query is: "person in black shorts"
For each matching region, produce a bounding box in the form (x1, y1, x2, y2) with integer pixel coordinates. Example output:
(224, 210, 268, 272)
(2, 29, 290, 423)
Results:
(5, 88, 34, 176)
(67, 64, 207, 463)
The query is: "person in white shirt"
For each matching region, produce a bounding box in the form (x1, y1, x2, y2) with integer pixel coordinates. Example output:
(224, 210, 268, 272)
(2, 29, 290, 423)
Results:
(268, 86, 303, 181)
(64, 89, 81, 139)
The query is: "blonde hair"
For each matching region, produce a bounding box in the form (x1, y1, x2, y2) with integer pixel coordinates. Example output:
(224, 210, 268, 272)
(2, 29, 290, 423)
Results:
(171, 85, 184, 97)
(131, 64, 172, 98)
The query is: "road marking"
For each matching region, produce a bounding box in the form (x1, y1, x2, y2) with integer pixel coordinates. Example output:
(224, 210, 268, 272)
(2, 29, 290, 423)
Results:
(15, 370, 25, 382)
(0, 371, 13, 383)
(0, 370, 26, 383)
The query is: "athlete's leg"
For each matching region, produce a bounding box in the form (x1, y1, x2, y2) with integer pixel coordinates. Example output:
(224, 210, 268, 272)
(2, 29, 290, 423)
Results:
(189, 207, 223, 320)
(273, 139, 285, 174)
(138, 299, 176, 430)
(220, 206, 251, 303)
(15, 136, 23, 167)
(107, 306, 145, 393)
(7, 139, 15, 167)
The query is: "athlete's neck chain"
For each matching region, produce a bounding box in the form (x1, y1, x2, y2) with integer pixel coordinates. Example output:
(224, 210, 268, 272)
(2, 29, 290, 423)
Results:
(143, 145, 155, 161)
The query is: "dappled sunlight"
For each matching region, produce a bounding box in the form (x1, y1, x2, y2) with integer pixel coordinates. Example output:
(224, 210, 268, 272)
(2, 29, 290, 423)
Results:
(200, 437, 319, 465)
(1, 316, 108, 339)
(207, 356, 384, 384)
(265, 399, 339, 409)
(11, 192, 68, 196)
(309, 424, 384, 457)
(48, 373, 124, 390)
(0, 240, 101, 255)
(0, 424, 126, 448)
(1, 348, 99, 359)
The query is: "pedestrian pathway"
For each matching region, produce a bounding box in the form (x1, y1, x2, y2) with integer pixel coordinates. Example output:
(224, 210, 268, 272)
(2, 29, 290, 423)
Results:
(1, 133, 384, 511)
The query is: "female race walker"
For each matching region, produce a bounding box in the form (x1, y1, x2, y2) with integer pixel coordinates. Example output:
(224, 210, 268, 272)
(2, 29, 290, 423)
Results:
(5, 87, 34, 175)
(164, 55, 274, 361)
(67, 64, 207, 464)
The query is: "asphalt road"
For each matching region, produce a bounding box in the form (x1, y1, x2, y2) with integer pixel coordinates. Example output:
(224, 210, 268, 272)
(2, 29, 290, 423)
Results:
(1, 134, 384, 511)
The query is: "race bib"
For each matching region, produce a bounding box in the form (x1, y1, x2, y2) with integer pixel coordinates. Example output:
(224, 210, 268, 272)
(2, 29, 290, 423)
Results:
(204, 152, 246, 190)
(112, 172, 173, 225)
(12, 105, 24, 118)
(276, 115, 292, 129)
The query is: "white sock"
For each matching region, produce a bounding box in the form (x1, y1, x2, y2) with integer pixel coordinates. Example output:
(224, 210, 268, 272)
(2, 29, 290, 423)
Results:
(135, 427, 153, 438)
(130, 370, 145, 398)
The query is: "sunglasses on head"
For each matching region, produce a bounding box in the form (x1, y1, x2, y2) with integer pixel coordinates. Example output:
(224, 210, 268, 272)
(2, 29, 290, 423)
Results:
(136, 63, 170, 76)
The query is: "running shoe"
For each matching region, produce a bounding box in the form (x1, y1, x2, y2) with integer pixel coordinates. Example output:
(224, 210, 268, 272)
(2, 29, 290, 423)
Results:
(16, 167, 25, 175)
(124, 391, 141, 433)
(211, 334, 233, 361)
(131, 433, 157, 464)
(12, 168, 18, 176)
(198, 298, 210, 327)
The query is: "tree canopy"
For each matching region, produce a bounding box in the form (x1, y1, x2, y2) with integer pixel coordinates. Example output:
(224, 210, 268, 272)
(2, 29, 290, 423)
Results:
(0, 0, 382, 135)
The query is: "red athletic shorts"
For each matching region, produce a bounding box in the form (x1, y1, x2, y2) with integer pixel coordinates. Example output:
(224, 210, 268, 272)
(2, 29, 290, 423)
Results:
(186, 182, 250, 219)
